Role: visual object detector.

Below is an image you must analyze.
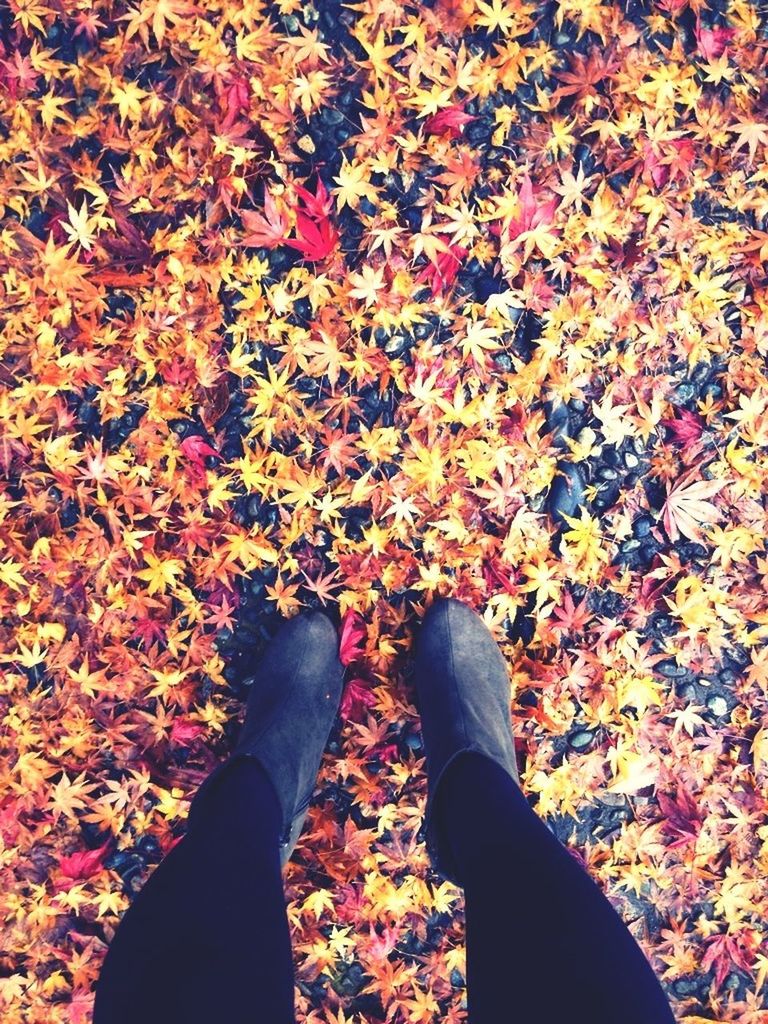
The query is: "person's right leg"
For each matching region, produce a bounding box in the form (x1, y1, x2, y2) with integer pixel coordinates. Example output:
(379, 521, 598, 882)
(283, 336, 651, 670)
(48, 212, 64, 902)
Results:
(93, 756, 296, 1024)
(435, 751, 676, 1024)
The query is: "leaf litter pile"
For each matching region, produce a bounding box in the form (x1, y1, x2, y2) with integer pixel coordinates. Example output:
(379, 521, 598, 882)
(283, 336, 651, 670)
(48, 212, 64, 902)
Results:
(1, 0, 768, 1020)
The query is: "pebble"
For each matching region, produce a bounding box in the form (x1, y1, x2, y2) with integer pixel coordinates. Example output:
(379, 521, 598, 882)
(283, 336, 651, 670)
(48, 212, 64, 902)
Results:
(673, 382, 695, 404)
(569, 729, 596, 751)
(657, 661, 688, 678)
(672, 977, 700, 998)
(593, 481, 619, 510)
(624, 451, 639, 469)
(382, 335, 409, 360)
(707, 694, 728, 717)
(549, 461, 588, 525)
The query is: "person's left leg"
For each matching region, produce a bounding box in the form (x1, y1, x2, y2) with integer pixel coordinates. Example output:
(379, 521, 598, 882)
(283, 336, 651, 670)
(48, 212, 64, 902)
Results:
(93, 757, 296, 1024)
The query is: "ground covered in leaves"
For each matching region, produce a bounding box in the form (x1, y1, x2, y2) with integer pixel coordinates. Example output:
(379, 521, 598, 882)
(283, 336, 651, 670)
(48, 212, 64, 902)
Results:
(1, 0, 768, 1020)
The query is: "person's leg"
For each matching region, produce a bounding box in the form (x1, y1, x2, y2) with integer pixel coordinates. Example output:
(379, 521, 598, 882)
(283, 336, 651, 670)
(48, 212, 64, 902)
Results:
(93, 757, 296, 1024)
(434, 751, 675, 1024)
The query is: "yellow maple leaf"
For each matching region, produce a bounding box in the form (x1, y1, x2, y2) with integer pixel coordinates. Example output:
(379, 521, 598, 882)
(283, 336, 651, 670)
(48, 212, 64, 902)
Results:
(135, 551, 186, 595)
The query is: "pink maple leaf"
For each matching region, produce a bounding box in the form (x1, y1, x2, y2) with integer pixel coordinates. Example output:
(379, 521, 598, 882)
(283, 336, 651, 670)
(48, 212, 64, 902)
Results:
(170, 718, 205, 745)
(180, 434, 219, 466)
(240, 191, 289, 248)
(368, 923, 401, 959)
(423, 104, 476, 140)
(695, 21, 736, 61)
(503, 175, 559, 240)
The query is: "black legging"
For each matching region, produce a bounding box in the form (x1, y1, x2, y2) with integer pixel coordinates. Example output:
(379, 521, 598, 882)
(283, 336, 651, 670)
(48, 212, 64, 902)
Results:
(93, 753, 676, 1023)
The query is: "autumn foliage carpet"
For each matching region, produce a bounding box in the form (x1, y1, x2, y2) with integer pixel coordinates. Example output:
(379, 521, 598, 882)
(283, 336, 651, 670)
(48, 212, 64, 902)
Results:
(1, 0, 768, 1020)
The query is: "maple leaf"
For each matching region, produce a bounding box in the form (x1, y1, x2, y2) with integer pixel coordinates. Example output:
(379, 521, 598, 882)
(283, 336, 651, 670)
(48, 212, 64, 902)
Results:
(606, 745, 658, 794)
(332, 155, 380, 211)
(170, 718, 204, 745)
(56, 843, 110, 884)
(551, 49, 620, 105)
(367, 922, 400, 959)
(730, 116, 768, 163)
(423, 104, 476, 139)
(415, 242, 466, 296)
(657, 786, 704, 848)
(120, 0, 200, 47)
(47, 772, 100, 823)
(472, 0, 519, 34)
(284, 210, 339, 261)
(551, 588, 593, 634)
(433, 148, 481, 200)
(339, 609, 366, 666)
(180, 434, 219, 466)
(701, 932, 756, 991)
(695, 21, 736, 60)
(135, 551, 187, 595)
(300, 565, 343, 604)
(348, 263, 387, 308)
(493, 174, 561, 263)
(340, 676, 378, 721)
(660, 407, 705, 444)
(132, 616, 166, 648)
(662, 469, 728, 543)
(292, 177, 334, 219)
(240, 191, 289, 248)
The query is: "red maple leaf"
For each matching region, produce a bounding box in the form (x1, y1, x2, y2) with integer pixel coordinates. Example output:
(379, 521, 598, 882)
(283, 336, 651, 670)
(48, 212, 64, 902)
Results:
(292, 177, 334, 220)
(170, 718, 205, 745)
(371, 741, 399, 764)
(660, 407, 705, 444)
(285, 210, 339, 261)
(219, 75, 250, 130)
(496, 175, 559, 242)
(551, 588, 593, 634)
(415, 243, 466, 296)
(339, 609, 366, 666)
(657, 786, 704, 848)
(607, 233, 644, 268)
(482, 558, 519, 597)
(423, 104, 476, 140)
(55, 843, 110, 890)
(180, 434, 219, 466)
(340, 676, 378, 721)
(132, 616, 166, 648)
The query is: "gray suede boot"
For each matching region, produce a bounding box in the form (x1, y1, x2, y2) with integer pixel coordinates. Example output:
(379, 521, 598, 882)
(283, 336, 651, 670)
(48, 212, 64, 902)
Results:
(414, 597, 520, 886)
(187, 610, 345, 868)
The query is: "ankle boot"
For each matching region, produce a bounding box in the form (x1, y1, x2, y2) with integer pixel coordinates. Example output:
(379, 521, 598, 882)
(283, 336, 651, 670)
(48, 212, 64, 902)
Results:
(187, 610, 344, 868)
(414, 597, 520, 886)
